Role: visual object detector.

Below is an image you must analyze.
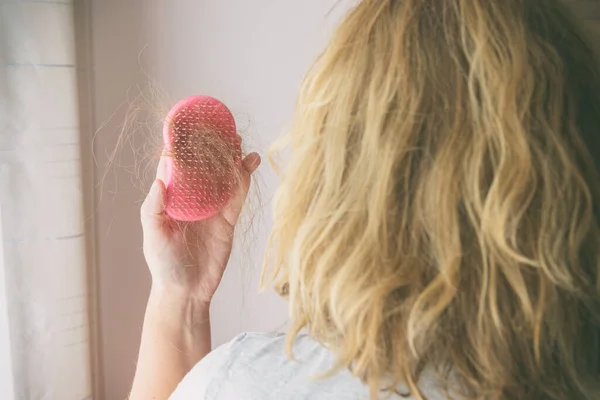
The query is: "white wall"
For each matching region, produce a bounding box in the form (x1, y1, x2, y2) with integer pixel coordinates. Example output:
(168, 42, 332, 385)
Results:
(90, 1, 348, 399)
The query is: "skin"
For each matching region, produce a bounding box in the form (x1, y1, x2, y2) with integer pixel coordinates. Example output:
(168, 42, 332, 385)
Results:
(129, 151, 261, 400)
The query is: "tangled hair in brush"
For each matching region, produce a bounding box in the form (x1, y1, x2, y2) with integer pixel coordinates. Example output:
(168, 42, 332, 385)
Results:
(163, 97, 243, 221)
(264, 1, 600, 399)
(103, 81, 262, 256)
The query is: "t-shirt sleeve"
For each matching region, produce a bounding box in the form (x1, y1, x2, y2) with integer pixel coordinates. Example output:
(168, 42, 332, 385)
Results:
(169, 332, 249, 400)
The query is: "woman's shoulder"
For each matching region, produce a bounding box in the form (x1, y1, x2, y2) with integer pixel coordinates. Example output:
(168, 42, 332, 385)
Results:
(204, 331, 328, 371)
(169, 332, 370, 399)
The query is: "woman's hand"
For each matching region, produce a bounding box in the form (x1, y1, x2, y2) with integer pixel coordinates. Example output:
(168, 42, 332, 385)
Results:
(140, 152, 261, 304)
(131, 151, 260, 400)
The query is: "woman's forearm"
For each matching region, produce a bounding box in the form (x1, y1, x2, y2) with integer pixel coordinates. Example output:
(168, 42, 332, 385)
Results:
(129, 288, 211, 400)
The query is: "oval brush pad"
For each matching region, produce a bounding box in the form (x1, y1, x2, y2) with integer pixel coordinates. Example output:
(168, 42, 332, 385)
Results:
(163, 95, 242, 221)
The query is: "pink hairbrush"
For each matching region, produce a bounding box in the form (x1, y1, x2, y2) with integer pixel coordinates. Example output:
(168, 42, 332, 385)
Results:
(163, 95, 242, 221)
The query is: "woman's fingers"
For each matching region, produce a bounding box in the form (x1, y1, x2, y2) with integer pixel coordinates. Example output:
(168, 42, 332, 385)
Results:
(221, 152, 261, 226)
(150, 149, 260, 229)
(242, 152, 261, 175)
(141, 179, 168, 236)
(156, 154, 168, 182)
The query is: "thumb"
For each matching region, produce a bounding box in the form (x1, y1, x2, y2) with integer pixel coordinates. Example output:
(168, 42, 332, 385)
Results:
(141, 179, 168, 233)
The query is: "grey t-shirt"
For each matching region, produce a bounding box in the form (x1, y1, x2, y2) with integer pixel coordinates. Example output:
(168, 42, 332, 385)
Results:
(170, 332, 446, 400)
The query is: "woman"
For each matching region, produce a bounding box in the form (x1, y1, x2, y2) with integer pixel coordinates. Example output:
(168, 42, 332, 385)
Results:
(129, 0, 600, 399)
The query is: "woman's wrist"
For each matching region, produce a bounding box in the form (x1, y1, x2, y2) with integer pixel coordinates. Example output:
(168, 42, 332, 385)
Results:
(143, 286, 212, 368)
(147, 285, 211, 330)
(131, 285, 212, 399)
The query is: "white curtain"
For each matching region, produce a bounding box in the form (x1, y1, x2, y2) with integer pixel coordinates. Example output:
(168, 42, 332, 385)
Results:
(0, 0, 93, 399)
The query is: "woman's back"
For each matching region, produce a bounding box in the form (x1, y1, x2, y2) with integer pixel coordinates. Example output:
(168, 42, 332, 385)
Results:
(172, 333, 449, 400)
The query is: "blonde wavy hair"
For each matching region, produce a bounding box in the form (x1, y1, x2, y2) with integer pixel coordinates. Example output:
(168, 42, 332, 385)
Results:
(264, 1, 600, 399)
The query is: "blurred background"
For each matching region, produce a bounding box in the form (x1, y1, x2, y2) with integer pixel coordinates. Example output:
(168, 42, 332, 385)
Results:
(0, 1, 597, 399)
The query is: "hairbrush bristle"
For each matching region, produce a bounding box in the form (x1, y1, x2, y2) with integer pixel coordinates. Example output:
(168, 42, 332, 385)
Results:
(163, 95, 242, 221)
